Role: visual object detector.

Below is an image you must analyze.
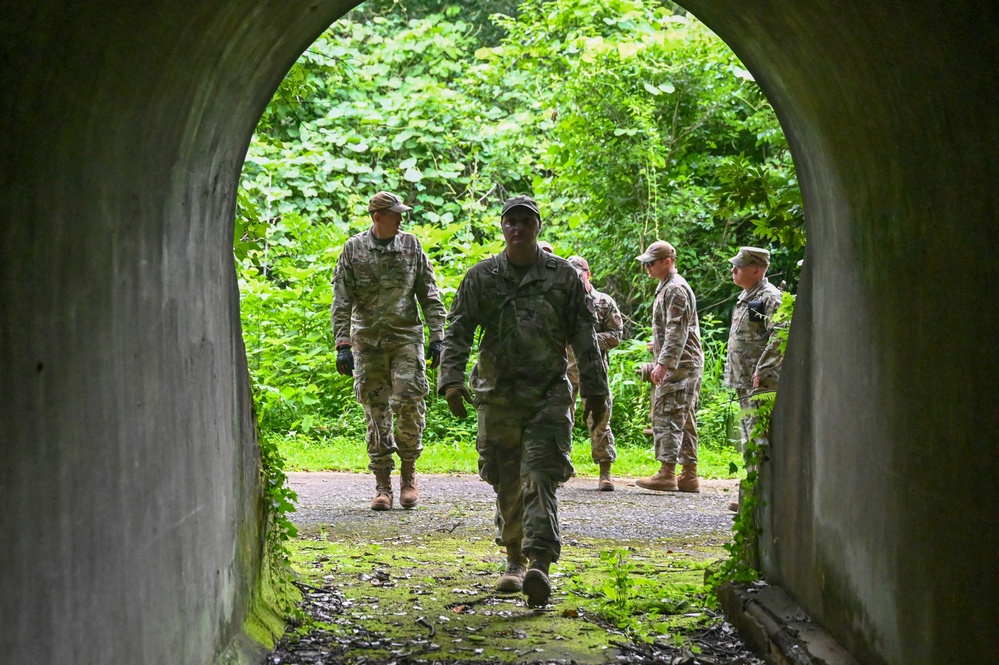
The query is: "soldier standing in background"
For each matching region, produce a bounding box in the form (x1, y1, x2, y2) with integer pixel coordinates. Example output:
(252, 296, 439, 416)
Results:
(437, 195, 608, 607)
(634, 241, 704, 493)
(566, 255, 623, 491)
(331, 191, 447, 511)
(725, 246, 784, 451)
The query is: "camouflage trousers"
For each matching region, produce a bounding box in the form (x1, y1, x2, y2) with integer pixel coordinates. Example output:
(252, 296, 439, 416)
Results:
(651, 369, 702, 465)
(476, 401, 575, 561)
(569, 379, 617, 463)
(352, 342, 428, 471)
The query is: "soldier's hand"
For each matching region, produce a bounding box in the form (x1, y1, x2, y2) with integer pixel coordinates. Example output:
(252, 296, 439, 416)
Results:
(426, 340, 444, 370)
(335, 345, 354, 376)
(582, 395, 608, 427)
(444, 383, 474, 418)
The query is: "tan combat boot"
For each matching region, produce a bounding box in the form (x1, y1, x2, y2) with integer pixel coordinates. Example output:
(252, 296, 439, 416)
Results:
(522, 550, 553, 607)
(597, 461, 615, 492)
(370, 469, 393, 511)
(677, 463, 700, 493)
(635, 462, 678, 491)
(399, 460, 419, 509)
(496, 544, 529, 593)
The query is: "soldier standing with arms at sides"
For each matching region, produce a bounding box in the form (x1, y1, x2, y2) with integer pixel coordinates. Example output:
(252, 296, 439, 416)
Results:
(331, 191, 447, 511)
(725, 247, 784, 449)
(634, 241, 704, 493)
(565, 255, 623, 491)
(437, 196, 609, 607)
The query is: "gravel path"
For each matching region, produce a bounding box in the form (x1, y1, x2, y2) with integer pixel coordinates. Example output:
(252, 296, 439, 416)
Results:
(289, 471, 738, 544)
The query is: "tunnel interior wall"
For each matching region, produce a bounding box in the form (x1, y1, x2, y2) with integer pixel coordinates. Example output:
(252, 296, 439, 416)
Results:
(0, 2, 356, 663)
(682, 2, 999, 664)
(1, 1, 998, 664)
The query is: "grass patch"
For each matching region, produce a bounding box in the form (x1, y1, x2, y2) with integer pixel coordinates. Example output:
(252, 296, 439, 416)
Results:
(570, 435, 743, 481)
(276, 427, 744, 480)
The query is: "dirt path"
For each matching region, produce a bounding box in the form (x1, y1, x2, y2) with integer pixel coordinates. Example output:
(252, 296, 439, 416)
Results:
(289, 471, 739, 544)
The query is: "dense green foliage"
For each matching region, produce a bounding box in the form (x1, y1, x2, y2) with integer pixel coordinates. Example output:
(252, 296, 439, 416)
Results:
(481, 0, 804, 321)
(362, 0, 523, 46)
(238, 0, 804, 484)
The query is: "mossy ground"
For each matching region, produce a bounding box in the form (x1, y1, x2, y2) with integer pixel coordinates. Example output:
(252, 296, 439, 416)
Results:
(284, 523, 727, 663)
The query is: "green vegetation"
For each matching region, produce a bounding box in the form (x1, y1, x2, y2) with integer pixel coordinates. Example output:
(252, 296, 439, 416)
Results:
(283, 528, 722, 660)
(260, 433, 300, 561)
(264, 322, 743, 479)
(708, 290, 797, 590)
(271, 424, 742, 479)
(242, 546, 304, 650)
(568, 546, 710, 640)
(251, 424, 305, 651)
(238, 0, 804, 590)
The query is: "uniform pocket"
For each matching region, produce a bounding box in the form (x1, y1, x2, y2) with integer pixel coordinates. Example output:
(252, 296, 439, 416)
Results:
(654, 378, 689, 414)
(520, 403, 574, 483)
(353, 368, 366, 403)
(391, 343, 429, 400)
(551, 424, 574, 483)
(655, 378, 688, 396)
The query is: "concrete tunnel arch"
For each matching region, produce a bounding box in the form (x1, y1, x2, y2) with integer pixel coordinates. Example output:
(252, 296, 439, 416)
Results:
(1, 1, 996, 664)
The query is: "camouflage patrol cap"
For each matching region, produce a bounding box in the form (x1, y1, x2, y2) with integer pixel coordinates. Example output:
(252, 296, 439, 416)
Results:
(538, 240, 555, 254)
(729, 246, 771, 267)
(368, 191, 412, 213)
(635, 241, 676, 264)
(567, 255, 590, 272)
(500, 195, 541, 220)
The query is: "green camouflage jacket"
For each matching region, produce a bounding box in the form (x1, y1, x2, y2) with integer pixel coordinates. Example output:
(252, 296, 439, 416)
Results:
(652, 271, 703, 372)
(567, 287, 623, 387)
(724, 277, 783, 391)
(438, 249, 608, 406)
(331, 230, 446, 349)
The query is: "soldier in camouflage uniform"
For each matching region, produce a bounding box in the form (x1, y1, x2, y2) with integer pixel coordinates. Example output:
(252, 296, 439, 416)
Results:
(438, 196, 608, 608)
(634, 241, 704, 493)
(724, 246, 784, 451)
(331, 191, 447, 512)
(565, 255, 623, 491)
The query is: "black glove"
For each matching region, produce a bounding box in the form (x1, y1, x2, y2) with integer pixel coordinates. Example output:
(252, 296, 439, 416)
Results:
(582, 395, 609, 427)
(444, 383, 475, 419)
(336, 345, 354, 376)
(426, 340, 443, 370)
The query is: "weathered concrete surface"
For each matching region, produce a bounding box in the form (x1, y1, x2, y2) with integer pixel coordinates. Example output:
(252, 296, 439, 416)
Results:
(719, 582, 860, 665)
(680, 2, 999, 663)
(1, 1, 997, 664)
(0, 2, 359, 664)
